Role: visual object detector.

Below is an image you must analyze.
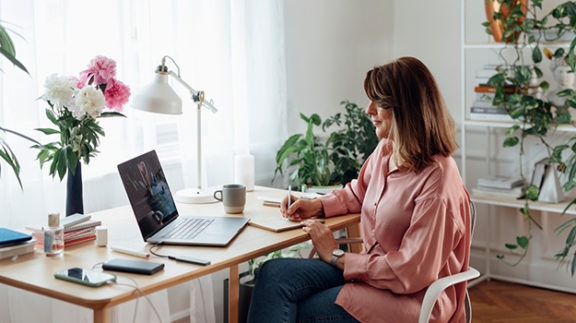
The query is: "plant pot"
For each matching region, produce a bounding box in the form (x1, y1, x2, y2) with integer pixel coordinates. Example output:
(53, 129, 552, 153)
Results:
(538, 164, 565, 203)
(66, 163, 84, 216)
(484, 0, 528, 43)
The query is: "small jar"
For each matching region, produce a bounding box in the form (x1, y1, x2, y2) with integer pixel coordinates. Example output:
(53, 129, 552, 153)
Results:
(44, 213, 64, 256)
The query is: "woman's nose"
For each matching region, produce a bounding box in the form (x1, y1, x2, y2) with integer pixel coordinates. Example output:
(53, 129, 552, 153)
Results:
(366, 101, 376, 115)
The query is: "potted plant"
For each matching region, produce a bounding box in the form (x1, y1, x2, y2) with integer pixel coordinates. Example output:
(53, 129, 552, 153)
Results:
(0, 22, 37, 188)
(273, 100, 378, 192)
(483, 0, 576, 271)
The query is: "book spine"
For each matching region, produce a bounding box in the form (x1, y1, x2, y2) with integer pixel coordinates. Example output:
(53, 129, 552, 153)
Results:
(470, 106, 508, 114)
(469, 113, 513, 121)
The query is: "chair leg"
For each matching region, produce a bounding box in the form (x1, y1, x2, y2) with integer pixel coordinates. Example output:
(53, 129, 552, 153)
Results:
(345, 222, 362, 253)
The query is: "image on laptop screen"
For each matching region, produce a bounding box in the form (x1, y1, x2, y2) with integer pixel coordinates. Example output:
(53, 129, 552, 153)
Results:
(119, 150, 178, 239)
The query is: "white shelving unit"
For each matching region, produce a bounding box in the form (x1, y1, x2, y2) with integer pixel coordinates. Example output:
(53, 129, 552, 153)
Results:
(460, 1, 576, 293)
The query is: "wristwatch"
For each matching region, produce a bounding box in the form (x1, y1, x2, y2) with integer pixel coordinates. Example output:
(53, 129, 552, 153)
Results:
(331, 249, 345, 267)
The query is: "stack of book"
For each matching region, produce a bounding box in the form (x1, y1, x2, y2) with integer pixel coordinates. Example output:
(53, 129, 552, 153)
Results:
(473, 176, 525, 199)
(470, 65, 514, 122)
(0, 228, 36, 260)
(27, 213, 102, 247)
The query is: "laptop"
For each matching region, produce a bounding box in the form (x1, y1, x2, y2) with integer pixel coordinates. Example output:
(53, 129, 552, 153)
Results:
(117, 150, 249, 246)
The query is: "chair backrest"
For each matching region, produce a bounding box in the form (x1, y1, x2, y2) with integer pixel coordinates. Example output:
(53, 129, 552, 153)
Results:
(470, 201, 477, 240)
(464, 201, 476, 323)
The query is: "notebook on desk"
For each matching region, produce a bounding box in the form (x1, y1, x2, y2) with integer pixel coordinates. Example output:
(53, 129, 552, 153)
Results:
(117, 150, 249, 246)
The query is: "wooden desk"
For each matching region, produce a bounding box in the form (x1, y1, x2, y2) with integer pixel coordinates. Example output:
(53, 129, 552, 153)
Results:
(0, 187, 360, 323)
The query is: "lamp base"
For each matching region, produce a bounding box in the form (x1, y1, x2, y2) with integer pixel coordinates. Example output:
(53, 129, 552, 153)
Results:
(174, 188, 218, 204)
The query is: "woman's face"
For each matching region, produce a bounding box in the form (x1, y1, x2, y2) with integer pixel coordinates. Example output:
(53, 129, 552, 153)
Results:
(366, 100, 394, 139)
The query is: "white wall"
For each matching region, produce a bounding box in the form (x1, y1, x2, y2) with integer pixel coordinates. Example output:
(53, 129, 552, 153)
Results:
(392, 0, 461, 121)
(283, 0, 394, 135)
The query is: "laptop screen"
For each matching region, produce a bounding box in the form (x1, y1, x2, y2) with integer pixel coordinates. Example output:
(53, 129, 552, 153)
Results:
(118, 150, 178, 239)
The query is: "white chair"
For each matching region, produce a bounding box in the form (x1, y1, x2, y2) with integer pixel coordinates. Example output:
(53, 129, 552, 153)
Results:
(309, 202, 479, 323)
(418, 202, 479, 323)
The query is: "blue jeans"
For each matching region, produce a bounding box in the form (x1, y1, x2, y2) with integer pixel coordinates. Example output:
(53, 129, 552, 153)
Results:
(246, 258, 359, 323)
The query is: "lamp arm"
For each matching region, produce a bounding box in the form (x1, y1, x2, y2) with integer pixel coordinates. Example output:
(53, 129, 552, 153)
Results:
(167, 71, 218, 113)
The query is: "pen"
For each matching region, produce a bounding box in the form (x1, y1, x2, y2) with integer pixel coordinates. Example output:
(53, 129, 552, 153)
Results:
(110, 245, 150, 258)
(288, 185, 292, 208)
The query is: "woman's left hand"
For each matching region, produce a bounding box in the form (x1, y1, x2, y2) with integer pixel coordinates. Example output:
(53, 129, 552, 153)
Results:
(301, 219, 337, 264)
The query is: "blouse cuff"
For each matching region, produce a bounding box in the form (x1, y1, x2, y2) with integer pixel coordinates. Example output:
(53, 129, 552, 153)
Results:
(319, 194, 349, 218)
(342, 252, 369, 281)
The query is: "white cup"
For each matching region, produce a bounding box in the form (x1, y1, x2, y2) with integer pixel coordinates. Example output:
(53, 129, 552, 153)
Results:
(95, 226, 108, 247)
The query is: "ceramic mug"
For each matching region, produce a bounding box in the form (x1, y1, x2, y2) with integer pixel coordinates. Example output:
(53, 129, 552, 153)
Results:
(213, 184, 246, 214)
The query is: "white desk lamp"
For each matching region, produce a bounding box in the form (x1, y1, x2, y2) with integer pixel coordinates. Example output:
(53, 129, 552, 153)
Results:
(132, 56, 218, 203)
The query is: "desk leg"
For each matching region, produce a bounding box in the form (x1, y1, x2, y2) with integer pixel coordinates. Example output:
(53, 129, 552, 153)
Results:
(93, 307, 110, 323)
(229, 265, 239, 323)
(346, 222, 362, 253)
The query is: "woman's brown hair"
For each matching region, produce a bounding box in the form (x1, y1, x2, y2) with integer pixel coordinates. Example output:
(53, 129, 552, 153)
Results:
(364, 56, 457, 172)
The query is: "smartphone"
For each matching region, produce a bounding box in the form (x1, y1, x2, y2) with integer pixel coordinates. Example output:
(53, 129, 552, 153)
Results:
(54, 267, 116, 287)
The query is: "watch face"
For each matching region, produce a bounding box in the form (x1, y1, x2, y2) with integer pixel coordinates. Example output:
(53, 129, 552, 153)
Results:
(333, 249, 345, 257)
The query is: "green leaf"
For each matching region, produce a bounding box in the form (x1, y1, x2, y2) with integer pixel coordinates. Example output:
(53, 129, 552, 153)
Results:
(503, 136, 519, 147)
(570, 252, 576, 277)
(0, 25, 28, 74)
(517, 236, 530, 249)
(35, 127, 60, 135)
(0, 143, 22, 189)
(505, 243, 518, 250)
(566, 226, 576, 246)
(525, 185, 539, 201)
(532, 46, 543, 63)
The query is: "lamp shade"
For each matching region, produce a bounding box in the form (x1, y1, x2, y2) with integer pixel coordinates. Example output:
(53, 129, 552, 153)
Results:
(131, 73, 183, 115)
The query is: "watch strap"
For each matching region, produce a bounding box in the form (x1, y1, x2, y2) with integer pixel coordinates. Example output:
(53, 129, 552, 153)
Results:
(331, 254, 339, 267)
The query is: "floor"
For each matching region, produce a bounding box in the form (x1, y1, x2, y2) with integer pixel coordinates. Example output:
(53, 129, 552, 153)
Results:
(469, 279, 576, 322)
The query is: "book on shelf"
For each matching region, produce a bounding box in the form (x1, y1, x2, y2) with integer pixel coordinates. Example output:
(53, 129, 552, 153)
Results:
(469, 112, 514, 122)
(474, 85, 516, 94)
(0, 239, 36, 260)
(477, 176, 524, 189)
(472, 186, 524, 199)
(470, 106, 508, 114)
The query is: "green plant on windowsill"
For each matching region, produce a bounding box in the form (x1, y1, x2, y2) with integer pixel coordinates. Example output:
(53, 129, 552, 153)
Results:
(483, 0, 576, 273)
(0, 21, 37, 188)
(273, 100, 378, 192)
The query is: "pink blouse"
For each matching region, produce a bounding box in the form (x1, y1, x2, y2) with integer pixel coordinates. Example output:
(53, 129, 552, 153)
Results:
(319, 140, 471, 323)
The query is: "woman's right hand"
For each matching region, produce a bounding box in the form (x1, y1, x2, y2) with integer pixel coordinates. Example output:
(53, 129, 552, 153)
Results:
(280, 196, 324, 222)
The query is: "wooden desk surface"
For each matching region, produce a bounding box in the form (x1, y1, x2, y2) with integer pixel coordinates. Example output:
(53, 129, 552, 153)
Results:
(0, 186, 360, 313)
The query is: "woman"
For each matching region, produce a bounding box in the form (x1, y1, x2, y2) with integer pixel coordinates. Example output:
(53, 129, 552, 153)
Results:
(247, 57, 471, 323)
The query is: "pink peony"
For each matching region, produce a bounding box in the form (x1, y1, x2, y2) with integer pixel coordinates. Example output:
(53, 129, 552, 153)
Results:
(103, 78, 131, 112)
(77, 55, 117, 87)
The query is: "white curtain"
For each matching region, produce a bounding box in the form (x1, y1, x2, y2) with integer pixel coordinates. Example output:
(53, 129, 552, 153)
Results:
(0, 0, 286, 322)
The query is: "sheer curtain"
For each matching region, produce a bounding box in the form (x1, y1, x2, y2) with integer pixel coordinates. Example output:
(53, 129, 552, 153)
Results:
(0, 0, 286, 321)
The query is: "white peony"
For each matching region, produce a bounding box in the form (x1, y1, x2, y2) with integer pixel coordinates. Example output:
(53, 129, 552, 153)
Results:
(74, 86, 106, 119)
(43, 74, 77, 109)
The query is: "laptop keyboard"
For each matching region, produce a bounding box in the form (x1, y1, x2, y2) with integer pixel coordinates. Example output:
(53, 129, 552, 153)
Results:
(157, 217, 214, 240)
